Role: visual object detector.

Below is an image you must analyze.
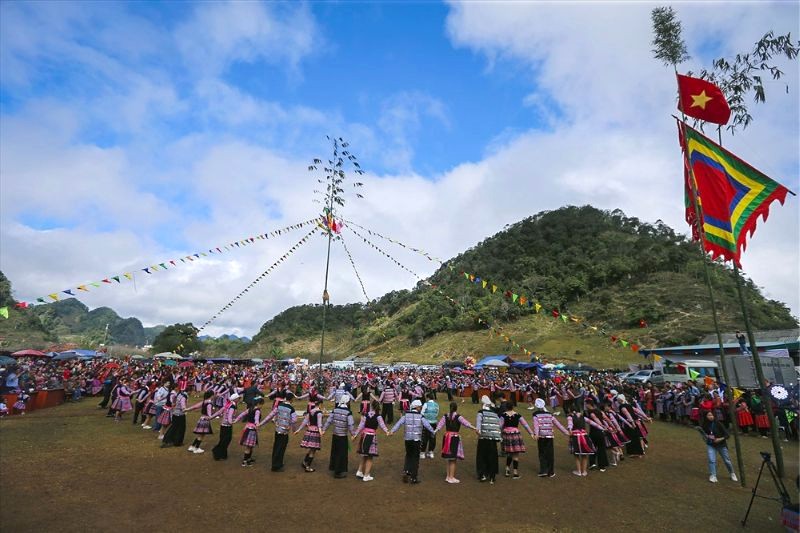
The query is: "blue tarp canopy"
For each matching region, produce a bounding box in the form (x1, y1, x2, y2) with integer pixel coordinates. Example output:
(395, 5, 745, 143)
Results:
(58, 349, 102, 359)
(474, 355, 515, 368)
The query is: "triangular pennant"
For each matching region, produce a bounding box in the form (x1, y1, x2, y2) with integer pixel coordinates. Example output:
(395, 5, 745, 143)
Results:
(112, 276, 120, 283)
(91, 282, 101, 288)
(560, 314, 568, 323)
(0, 307, 8, 319)
(124, 273, 133, 280)
(620, 339, 629, 347)
(63, 289, 74, 296)
(482, 280, 487, 289)
(491, 285, 497, 293)
(512, 293, 518, 303)
(534, 302, 542, 313)
(49, 293, 59, 301)
(77, 285, 89, 292)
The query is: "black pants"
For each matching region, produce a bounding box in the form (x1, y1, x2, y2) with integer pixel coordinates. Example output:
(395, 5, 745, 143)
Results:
(382, 403, 394, 424)
(476, 439, 499, 480)
(132, 402, 145, 424)
(213, 426, 232, 460)
(421, 428, 436, 453)
(271, 432, 289, 471)
(404, 440, 421, 480)
(162, 414, 186, 446)
(329, 435, 349, 475)
(99, 386, 112, 408)
(589, 429, 609, 469)
(537, 438, 554, 475)
(447, 388, 453, 401)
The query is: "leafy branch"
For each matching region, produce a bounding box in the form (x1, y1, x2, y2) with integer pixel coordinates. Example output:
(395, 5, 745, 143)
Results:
(694, 31, 799, 133)
(308, 136, 365, 239)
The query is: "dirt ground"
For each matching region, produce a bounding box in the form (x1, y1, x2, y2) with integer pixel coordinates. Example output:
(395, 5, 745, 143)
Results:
(0, 398, 797, 532)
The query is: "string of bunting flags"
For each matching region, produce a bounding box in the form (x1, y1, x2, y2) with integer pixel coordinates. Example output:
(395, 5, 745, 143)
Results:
(347, 224, 537, 360)
(343, 219, 444, 264)
(338, 235, 399, 360)
(336, 222, 538, 359)
(198, 226, 320, 331)
(16, 218, 319, 308)
(457, 270, 649, 354)
(345, 226, 426, 281)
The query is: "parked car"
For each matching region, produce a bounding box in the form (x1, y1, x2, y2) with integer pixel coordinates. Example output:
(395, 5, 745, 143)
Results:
(616, 371, 635, 380)
(625, 369, 665, 385)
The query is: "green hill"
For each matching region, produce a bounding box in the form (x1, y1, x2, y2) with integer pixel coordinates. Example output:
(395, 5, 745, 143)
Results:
(1, 206, 796, 365)
(249, 205, 797, 367)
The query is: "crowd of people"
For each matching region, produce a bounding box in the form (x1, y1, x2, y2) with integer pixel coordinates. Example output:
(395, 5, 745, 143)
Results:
(1, 356, 797, 485)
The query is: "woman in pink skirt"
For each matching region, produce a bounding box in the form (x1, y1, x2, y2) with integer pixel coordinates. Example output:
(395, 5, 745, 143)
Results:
(186, 390, 215, 454)
(499, 402, 534, 479)
(111, 378, 133, 422)
(294, 399, 325, 472)
(436, 402, 477, 484)
(351, 400, 390, 482)
(234, 397, 263, 467)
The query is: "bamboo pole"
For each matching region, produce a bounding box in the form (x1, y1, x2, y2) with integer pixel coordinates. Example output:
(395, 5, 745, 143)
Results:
(715, 126, 785, 478)
(675, 102, 745, 486)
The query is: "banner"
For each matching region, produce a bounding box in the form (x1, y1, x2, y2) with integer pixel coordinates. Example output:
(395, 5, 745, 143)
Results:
(458, 269, 649, 353)
(20, 219, 319, 307)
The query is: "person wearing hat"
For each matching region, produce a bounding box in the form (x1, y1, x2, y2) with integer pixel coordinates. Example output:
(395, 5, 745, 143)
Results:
(390, 398, 436, 484)
(532, 398, 569, 478)
(323, 397, 357, 478)
(475, 395, 502, 484)
(210, 392, 239, 460)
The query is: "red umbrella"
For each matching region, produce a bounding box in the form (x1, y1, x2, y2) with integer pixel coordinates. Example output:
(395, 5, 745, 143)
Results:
(11, 349, 47, 358)
(178, 361, 194, 368)
(103, 362, 121, 370)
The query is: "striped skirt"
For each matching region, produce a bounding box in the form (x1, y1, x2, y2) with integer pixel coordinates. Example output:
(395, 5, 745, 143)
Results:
(636, 420, 648, 438)
(193, 417, 213, 435)
(12, 401, 26, 411)
(300, 427, 322, 450)
(112, 396, 132, 412)
(239, 426, 258, 448)
(501, 428, 526, 454)
(156, 409, 172, 426)
(755, 413, 771, 429)
(357, 431, 379, 457)
(606, 429, 630, 448)
(569, 430, 596, 456)
(145, 402, 158, 416)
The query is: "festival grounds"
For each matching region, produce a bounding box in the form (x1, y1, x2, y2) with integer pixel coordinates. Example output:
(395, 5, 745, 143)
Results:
(0, 399, 797, 532)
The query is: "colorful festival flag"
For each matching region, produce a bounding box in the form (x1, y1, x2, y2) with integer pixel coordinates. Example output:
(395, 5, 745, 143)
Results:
(676, 74, 731, 125)
(0, 307, 8, 319)
(680, 121, 793, 266)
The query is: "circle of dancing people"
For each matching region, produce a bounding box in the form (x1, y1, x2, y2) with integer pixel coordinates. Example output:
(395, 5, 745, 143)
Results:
(98, 368, 657, 485)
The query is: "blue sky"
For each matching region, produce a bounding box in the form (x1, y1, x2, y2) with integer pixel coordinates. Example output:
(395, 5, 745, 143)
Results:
(0, 1, 797, 335)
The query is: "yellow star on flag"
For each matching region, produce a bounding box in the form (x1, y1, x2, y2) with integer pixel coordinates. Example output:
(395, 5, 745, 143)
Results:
(690, 90, 713, 109)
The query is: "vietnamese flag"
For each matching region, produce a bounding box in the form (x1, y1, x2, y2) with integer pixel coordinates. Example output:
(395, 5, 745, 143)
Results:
(676, 74, 731, 125)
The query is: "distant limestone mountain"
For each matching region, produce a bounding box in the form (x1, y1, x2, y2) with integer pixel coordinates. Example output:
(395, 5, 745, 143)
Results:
(32, 298, 147, 347)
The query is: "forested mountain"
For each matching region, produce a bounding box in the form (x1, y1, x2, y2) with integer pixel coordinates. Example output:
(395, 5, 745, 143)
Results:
(251, 206, 797, 365)
(31, 299, 148, 346)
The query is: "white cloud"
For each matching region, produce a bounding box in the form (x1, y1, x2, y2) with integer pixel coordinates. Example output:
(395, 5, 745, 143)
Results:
(0, 1, 797, 342)
(174, 1, 320, 77)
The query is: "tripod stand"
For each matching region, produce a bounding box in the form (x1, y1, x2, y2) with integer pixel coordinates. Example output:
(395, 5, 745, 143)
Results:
(741, 451, 794, 527)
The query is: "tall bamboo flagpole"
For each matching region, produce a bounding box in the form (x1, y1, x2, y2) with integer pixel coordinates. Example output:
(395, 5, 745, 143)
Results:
(674, 75, 745, 485)
(715, 126, 785, 478)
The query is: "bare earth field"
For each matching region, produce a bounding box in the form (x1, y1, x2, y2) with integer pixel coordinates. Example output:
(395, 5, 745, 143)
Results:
(1, 399, 797, 532)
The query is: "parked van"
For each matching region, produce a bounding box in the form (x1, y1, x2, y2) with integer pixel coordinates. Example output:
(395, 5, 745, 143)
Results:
(625, 369, 665, 385)
(658, 359, 720, 384)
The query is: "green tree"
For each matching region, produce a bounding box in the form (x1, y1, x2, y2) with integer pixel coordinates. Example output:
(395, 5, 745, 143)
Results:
(151, 323, 202, 356)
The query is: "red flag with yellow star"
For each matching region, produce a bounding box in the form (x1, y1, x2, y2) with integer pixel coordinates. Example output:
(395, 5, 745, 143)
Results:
(676, 74, 730, 125)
